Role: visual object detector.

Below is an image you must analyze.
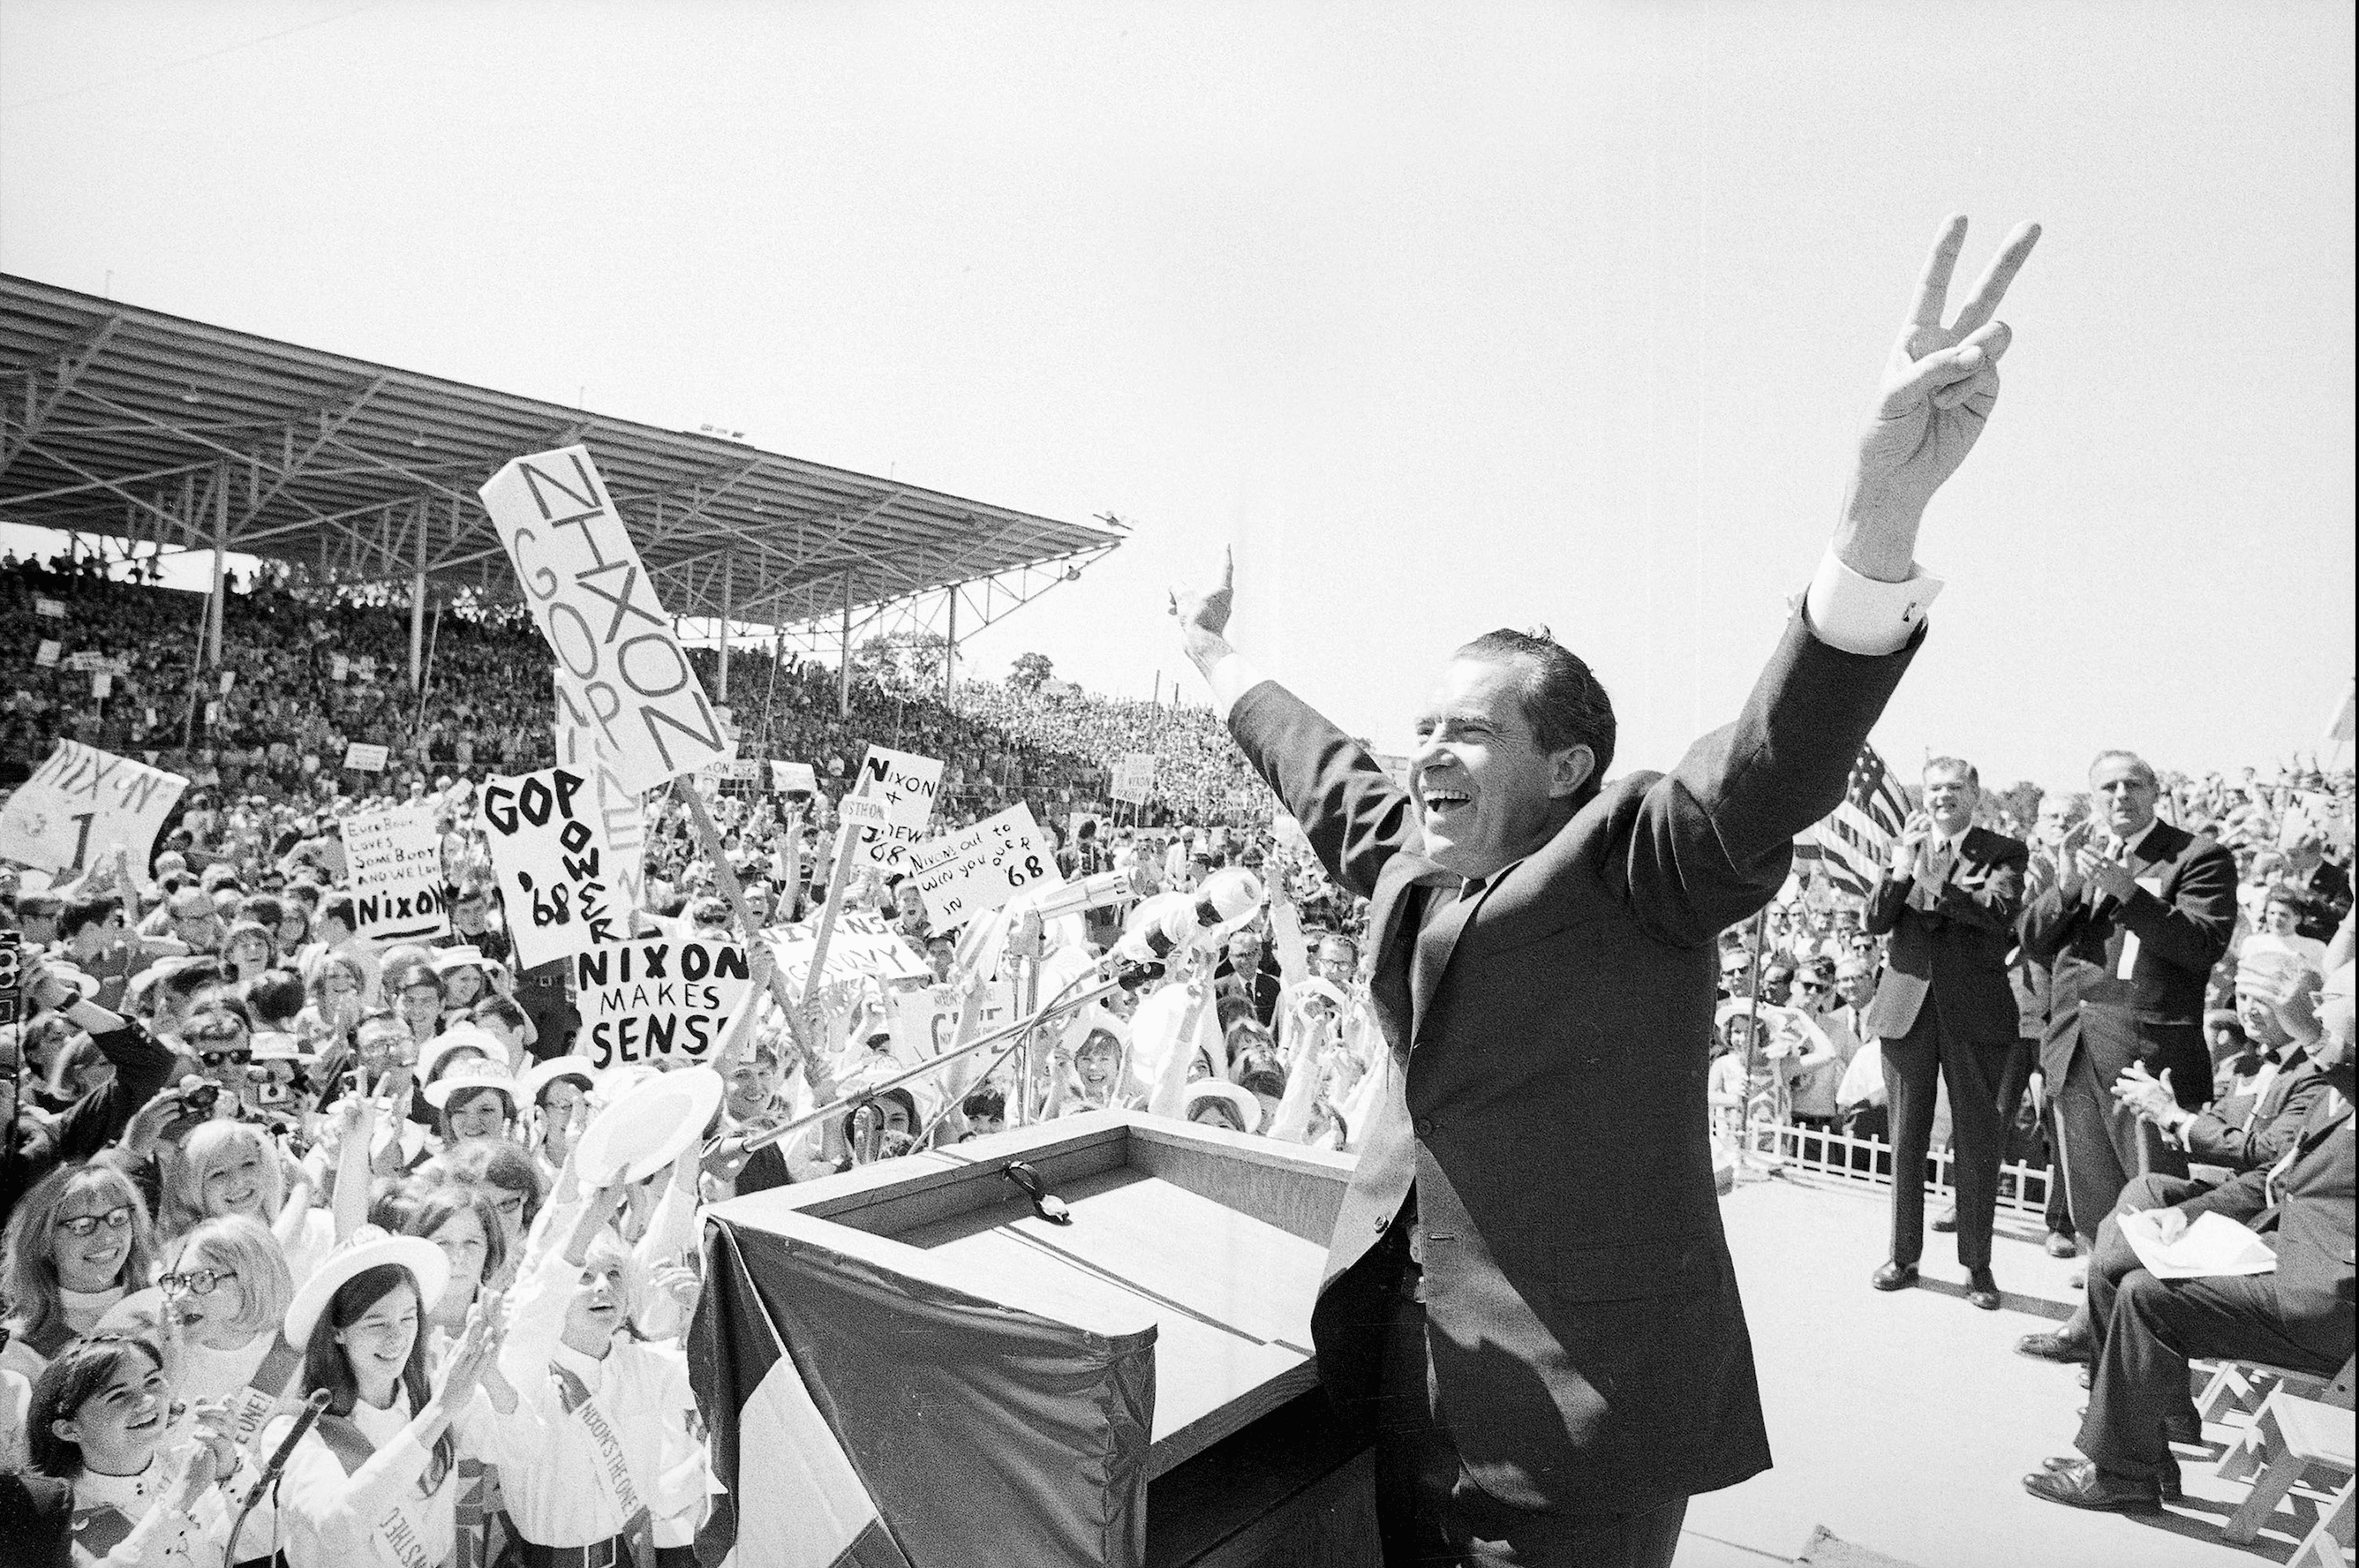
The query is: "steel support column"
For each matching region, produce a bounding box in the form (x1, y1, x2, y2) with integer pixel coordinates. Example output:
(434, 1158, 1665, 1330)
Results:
(839, 570, 853, 720)
(410, 508, 427, 690)
(718, 554, 732, 705)
(943, 585, 957, 712)
(206, 464, 228, 667)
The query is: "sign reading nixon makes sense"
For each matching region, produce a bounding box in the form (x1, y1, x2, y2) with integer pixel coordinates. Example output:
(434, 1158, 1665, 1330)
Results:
(0, 742, 189, 875)
(851, 745, 943, 871)
(907, 803, 1063, 929)
(575, 938, 755, 1068)
(338, 800, 450, 943)
(479, 446, 730, 795)
(478, 766, 625, 969)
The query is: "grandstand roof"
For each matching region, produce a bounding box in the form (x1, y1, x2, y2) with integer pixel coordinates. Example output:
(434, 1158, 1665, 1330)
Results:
(0, 274, 1120, 631)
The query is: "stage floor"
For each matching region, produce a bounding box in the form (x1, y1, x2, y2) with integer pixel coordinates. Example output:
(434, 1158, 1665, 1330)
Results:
(1677, 1169, 2333, 1568)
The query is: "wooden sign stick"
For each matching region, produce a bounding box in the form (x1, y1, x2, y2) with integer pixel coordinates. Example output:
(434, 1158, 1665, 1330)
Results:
(675, 781, 808, 1050)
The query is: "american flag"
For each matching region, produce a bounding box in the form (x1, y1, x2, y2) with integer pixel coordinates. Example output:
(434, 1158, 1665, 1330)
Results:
(1793, 741, 1909, 899)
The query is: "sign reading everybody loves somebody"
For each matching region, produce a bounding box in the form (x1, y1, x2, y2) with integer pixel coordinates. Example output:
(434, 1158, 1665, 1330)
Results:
(574, 938, 756, 1067)
(338, 800, 450, 943)
(906, 803, 1063, 929)
(480, 446, 730, 795)
(0, 742, 189, 874)
(478, 766, 625, 969)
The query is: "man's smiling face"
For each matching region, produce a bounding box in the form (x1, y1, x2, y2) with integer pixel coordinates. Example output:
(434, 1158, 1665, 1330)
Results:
(1411, 656, 1591, 883)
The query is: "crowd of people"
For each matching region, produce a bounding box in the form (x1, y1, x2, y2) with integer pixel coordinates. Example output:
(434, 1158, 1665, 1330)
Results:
(1, 546, 2353, 1559)
(0, 556, 1276, 833)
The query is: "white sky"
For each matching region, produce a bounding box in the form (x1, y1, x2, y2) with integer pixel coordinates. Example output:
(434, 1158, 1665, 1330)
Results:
(3, 0, 2351, 793)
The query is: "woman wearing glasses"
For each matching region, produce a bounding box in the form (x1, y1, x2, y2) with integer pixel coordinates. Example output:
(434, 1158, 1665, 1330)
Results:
(0, 1164, 157, 1383)
(156, 1217, 301, 1438)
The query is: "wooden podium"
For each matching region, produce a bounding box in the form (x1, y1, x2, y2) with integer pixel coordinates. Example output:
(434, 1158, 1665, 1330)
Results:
(704, 1111, 1379, 1568)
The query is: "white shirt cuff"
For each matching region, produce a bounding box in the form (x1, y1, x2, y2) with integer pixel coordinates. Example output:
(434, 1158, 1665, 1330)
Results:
(1804, 549, 1943, 656)
(1202, 652, 1267, 724)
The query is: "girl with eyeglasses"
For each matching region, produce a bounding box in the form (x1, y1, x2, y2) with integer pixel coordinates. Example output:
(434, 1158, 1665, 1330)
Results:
(0, 1165, 156, 1383)
(155, 1216, 300, 1443)
(24, 1334, 244, 1567)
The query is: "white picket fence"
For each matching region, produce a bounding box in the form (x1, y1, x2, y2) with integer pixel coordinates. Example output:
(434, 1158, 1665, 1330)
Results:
(1731, 1119, 2054, 1217)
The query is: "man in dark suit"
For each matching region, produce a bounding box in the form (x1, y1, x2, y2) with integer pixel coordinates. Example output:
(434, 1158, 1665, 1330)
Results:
(2015, 944, 2334, 1366)
(1862, 758, 2028, 1308)
(2018, 750, 2237, 1248)
(2283, 827, 2354, 946)
(1173, 215, 2041, 1566)
(2025, 961, 2353, 1511)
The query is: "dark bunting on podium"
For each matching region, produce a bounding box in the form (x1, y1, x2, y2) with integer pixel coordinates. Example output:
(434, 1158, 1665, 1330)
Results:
(690, 1111, 1380, 1568)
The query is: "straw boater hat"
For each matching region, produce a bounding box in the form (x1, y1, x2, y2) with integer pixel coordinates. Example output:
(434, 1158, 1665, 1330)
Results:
(419, 1024, 507, 1082)
(1183, 1080, 1261, 1133)
(285, 1227, 449, 1346)
(423, 1066, 517, 1112)
(518, 1056, 599, 1105)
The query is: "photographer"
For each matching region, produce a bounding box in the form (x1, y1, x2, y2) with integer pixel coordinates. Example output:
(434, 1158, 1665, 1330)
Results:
(3, 956, 177, 1226)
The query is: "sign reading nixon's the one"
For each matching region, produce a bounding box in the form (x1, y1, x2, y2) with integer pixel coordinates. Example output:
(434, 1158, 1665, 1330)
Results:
(574, 938, 755, 1069)
(478, 766, 624, 969)
(338, 800, 450, 943)
(0, 742, 189, 875)
(851, 744, 943, 871)
(479, 446, 729, 795)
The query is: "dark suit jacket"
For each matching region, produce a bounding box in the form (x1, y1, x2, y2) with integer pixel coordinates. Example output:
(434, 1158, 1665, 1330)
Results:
(2017, 819, 2236, 1099)
(1227, 610, 1918, 1512)
(2181, 1082, 2355, 1356)
(2295, 859, 2353, 946)
(1861, 825, 2027, 1045)
(2186, 1051, 2333, 1172)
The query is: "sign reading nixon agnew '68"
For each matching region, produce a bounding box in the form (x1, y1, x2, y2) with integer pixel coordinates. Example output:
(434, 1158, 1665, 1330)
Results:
(479, 446, 731, 796)
(573, 938, 755, 1069)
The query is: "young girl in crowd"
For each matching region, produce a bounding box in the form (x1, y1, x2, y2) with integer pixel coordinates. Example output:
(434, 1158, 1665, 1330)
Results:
(221, 922, 279, 989)
(436, 1142, 546, 1264)
(429, 950, 493, 1031)
(1, 1164, 156, 1381)
(26, 1335, 243, 1567)
(401, 1187, 509, 1338)
(518, 1059, 595, 1180)
(423, 1070, 516, 1156)
(166, 1119, 341, 1288)
(296, 954, 367, 1059)
(158, 1216, 302, 1444)
(263, 1233, 509, 1568)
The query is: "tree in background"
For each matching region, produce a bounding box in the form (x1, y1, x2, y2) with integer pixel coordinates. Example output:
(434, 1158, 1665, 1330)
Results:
(1009, 652, 1053, 693)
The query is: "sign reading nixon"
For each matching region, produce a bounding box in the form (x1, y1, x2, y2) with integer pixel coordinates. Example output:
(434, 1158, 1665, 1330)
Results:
(852, 744, 943, 871)
(0, 742, 189, 876)
(338, 800, 450, 944)
(479, 446, 729, 796)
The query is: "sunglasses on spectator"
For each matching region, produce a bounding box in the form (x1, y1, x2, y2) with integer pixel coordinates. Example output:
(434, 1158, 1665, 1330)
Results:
(160, 1268, 239, 1296)
(55, 1205, 137, 1238)
(1795, 979, 1832, 993)
(196, 1045, 253, 1068)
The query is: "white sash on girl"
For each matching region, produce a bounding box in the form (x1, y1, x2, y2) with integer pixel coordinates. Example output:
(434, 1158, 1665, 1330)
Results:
(548, 1362, 654, 1568)
(219, 1333, 305, 1448)
(313, 1413, 449, 1568)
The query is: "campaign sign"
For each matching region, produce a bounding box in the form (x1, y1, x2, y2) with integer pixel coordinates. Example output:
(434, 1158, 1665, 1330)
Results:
(907, 803, 1063, 929)
(339, 801, 449, 943)
(1112, 752, 1157, 805)
(329, 654, 349, 682)
(851, 745, 943, 871)
(479, 767, 624, 969)
(765, 910, 929, 993)
(0, 741, 189, 875)
(480, 446, 729, 795)
(554, 722, 647, 922)
(343, 743, 390, 773)
(575, 938, 755, 1068)
(34, 641, 59, 667)
(770, 760, 817, 795)
(33, 596, 65, 619)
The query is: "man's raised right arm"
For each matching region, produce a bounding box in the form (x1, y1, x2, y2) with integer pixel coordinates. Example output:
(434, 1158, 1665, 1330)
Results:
(1173, 548, 1415, 901)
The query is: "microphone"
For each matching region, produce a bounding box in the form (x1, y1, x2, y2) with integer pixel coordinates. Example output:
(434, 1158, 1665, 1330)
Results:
(1016, 868, 1135, 923)
(1111, 869, 1263, 985)
(224, 1386, 331, 1554)
(243, 1388, 332, 1503)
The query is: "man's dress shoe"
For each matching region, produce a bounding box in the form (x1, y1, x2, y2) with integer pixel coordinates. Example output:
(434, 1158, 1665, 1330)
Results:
(2024, 1459, 2159, 1511)
(1966, 1267, 2001, 1310)
(1931, 1206, 1958, 1233)
(2045, 1232, 2080, 1259)
(1870, 1261, 1918, 1291)
(2040, 1454, 2180, 1502)
(2016, 1331, 2093, 1364)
